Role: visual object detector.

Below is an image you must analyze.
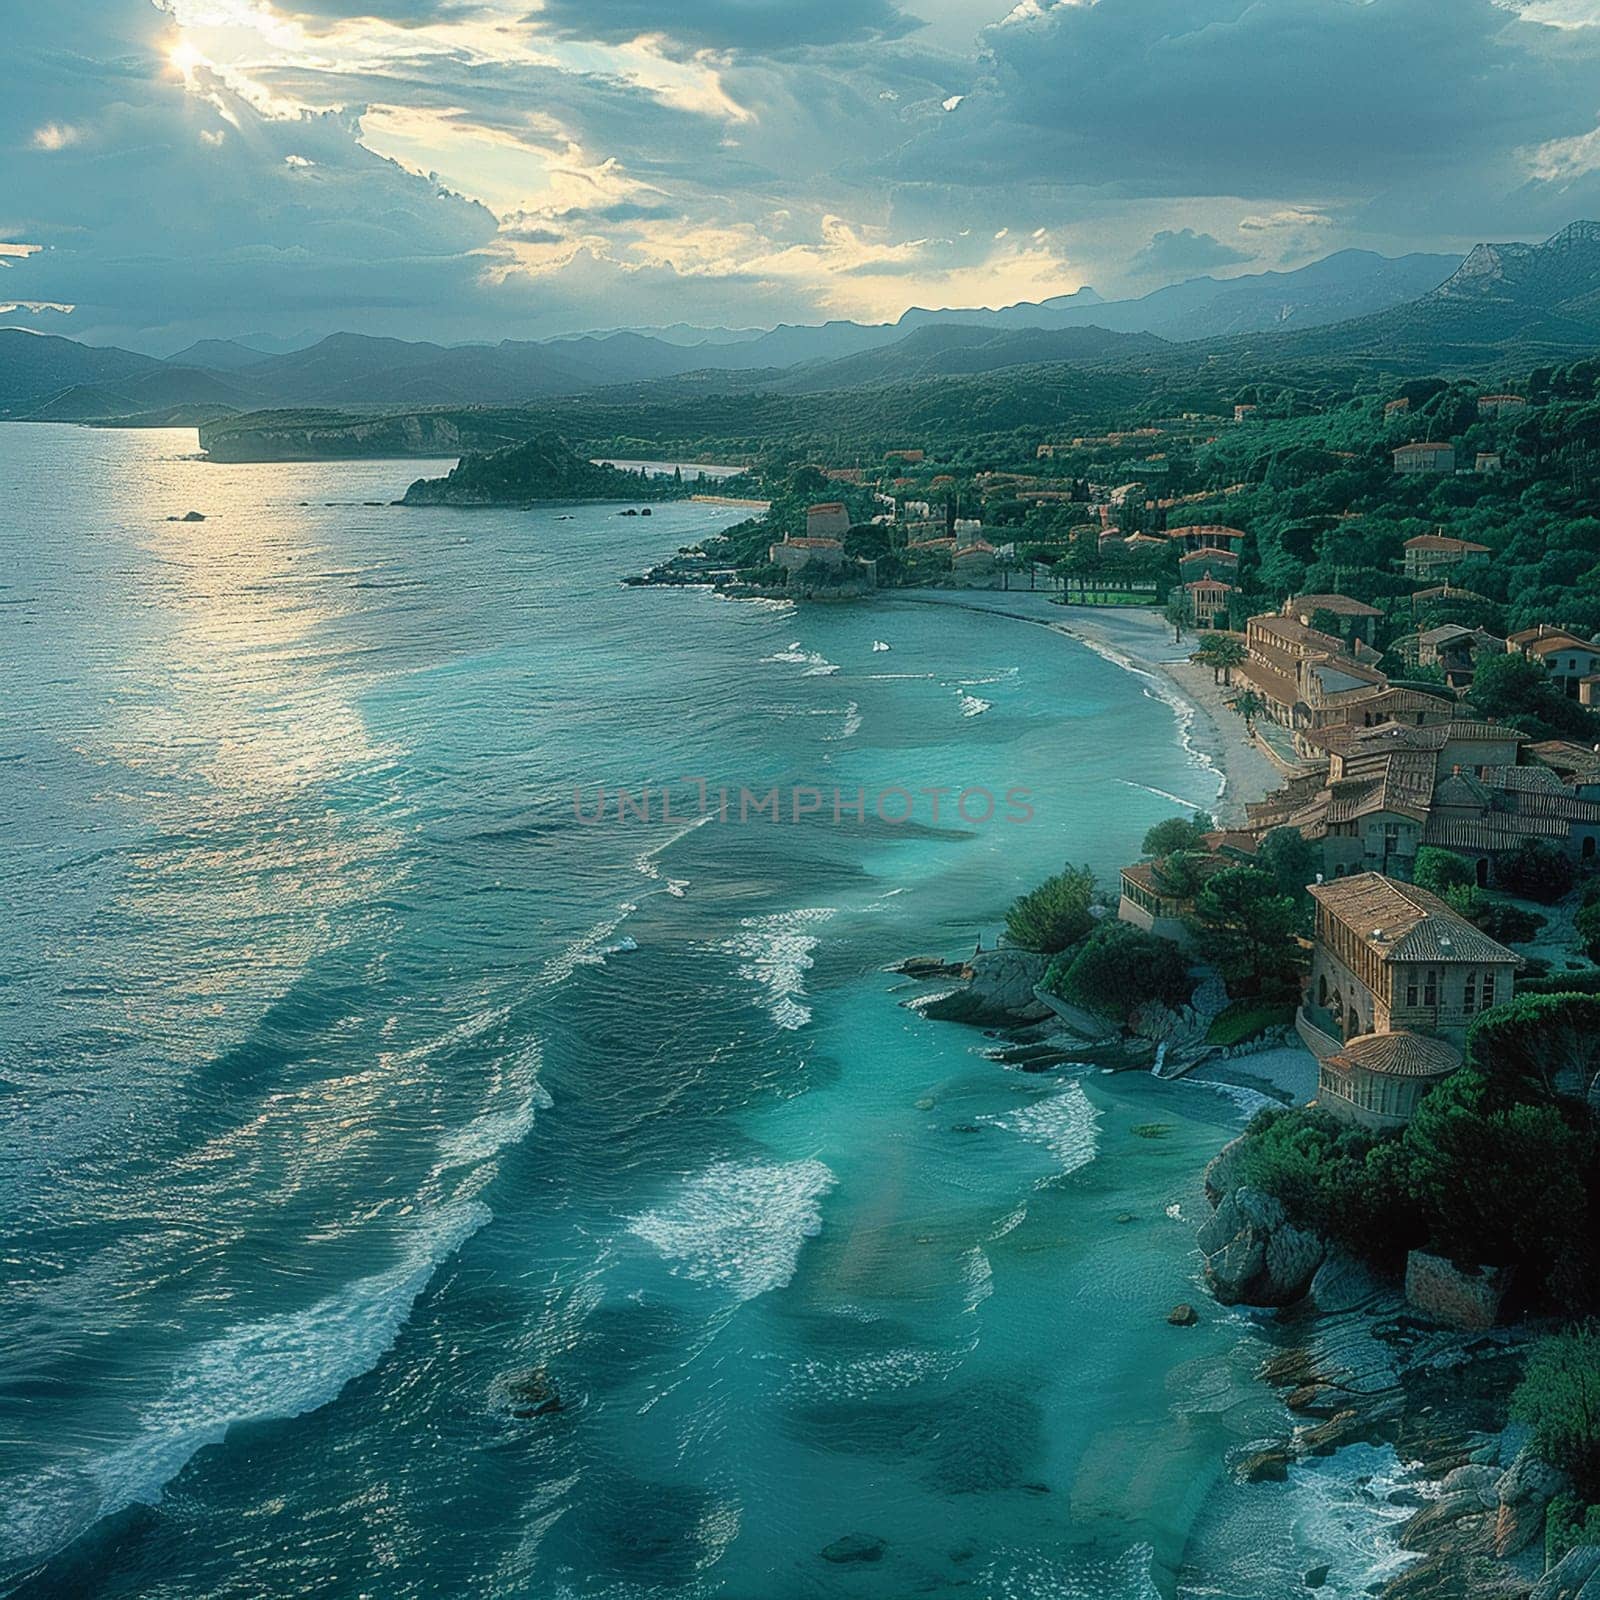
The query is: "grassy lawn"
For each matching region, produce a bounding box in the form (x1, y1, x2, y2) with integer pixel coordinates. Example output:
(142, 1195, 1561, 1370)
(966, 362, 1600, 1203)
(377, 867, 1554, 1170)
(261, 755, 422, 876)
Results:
(1206, 998, 1297, 1048)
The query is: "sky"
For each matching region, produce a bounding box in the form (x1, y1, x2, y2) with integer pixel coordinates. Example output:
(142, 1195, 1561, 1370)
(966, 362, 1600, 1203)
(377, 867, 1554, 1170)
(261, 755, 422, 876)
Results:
(5, 0, 1600, 352)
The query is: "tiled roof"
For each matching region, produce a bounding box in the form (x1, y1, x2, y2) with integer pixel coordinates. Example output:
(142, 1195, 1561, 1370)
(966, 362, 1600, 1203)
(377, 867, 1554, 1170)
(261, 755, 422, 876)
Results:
(1404, 534, 1490, 553)
(1528, 740, 1600, 778)
(1292, 593, 1384, 617)
(780, 536, 844, 549)
(1525, 634, 1598, 658)
(1394, 443, 1455, 454)
(1423, 814, 1568, 851)
(1327, 1031, 1462, 1080)
(1309, 872, 1523, 965)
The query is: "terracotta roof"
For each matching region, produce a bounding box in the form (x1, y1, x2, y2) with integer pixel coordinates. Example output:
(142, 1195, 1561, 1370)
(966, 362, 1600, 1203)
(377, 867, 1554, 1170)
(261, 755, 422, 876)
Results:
(1404, 534, 1490, 553)
(1120, 855, 1233, 898)
(1423, 814, 1568, 851)
(1292, 594, 1384, 618)
(1179, 545, 1239, 566)
(1412, 585, 1488, 605)
(1528, 740, 1600, 777)
(781, 536, 844, 549)
(1394, 442, 1455, 454)
(1525, 633, 1598, 659)
(1327, 1031, 1462, 1080)
(807, 502, 847, 514)
(1309, 873, 1523, 965)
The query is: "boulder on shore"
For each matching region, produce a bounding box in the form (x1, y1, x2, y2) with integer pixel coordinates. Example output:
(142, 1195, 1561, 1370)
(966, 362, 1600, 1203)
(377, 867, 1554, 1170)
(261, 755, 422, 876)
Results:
(1494, 1446, 1571, 1557)
(1531, 1544, 1600, 1600)
(1197, 1186, 1326, 1307)
(918, 949, 1051, 1026)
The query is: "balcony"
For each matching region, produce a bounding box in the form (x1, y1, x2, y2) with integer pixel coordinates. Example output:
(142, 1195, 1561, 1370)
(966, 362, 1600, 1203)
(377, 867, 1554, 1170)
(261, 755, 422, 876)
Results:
(1296, 1003, 1344, 1061)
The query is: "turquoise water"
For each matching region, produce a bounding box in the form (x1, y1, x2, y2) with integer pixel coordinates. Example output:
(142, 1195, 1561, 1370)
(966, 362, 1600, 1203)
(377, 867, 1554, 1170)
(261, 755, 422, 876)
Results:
(1, 426, 1335, 1596)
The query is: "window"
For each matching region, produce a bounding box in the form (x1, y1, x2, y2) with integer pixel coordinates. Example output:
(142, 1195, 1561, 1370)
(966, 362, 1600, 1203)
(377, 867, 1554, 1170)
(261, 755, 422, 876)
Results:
(1483, 972, 1496, 1008)
(1423, 970, 1438, 1007)
(1406, 974, 1418, 1008)
(1464, 972, 1477, 1012)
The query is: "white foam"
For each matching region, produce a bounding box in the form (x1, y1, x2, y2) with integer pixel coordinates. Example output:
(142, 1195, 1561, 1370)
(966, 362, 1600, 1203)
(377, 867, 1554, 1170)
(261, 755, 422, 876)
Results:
(541, 903, 637, 984)
(0, 1199, 489, 1566)
(981, 1082, 1101, 1176)
(824, 700, 862, 741)
(956, 691, 992, 718)
(628, 1158, 836, 1301)
(724, 906, 835, 1030)
(962, 1245, 995, 1312)
(761, 644, 838, 676)
(433, 1039, 550, 1173)
(871, 640, 891, 652)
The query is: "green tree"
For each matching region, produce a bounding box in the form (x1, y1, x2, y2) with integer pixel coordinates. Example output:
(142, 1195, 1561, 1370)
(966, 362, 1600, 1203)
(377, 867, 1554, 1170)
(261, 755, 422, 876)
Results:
(1256, 826, 1319, 902)
(1142, 813, 1215, 858)
(1193, 633, 1248, 684)
(1471, 651, 1599, 740)
(1413, 846, 1478, 898)
(1496, 838, 1576, 903)
(1187, 866, 1303, 995)
(1403, 1069, 1596, 1309)
(1512, 1325, 1600, 1500)
(1004, 864, 1097, 955)
(1163, 595, 1191, 643)
(1053, 922, 1194, 1023)
(1466, 993, 1600, 1107)
(1231, 689, 1267, 734)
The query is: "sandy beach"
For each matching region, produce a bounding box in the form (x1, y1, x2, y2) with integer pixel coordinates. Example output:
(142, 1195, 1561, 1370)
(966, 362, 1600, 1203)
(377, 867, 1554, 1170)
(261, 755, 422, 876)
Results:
(886, 590, 1280, 825)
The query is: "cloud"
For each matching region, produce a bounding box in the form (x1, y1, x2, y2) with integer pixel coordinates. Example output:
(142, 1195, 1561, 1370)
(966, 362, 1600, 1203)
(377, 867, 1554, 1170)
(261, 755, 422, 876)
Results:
(31, 123, 82, 150)
(1129, 227, 1249, 279)
(904, 0, 1600, 201)
(528, 0, 918, 52)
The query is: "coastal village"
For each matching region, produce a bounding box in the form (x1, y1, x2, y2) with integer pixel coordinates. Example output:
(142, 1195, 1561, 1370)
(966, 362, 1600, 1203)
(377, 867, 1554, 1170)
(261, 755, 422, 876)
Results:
(645, 368, 1600, 1600)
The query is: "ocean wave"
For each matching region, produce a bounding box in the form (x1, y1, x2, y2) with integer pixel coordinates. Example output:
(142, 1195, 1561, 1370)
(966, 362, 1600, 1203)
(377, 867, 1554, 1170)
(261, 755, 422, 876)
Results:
(541, 904, 637, 985)
(432, 1039, 551, 1175)
(1069, 630, 1227, 806)
(761, 643, 838, 676)
(963, 1245, 995, 1312)
(981, 1082, 1101, 1176)
(957, 692, 992, 718)
(724, 906, 835, 1030)
(823, 701, 862, 741)
(0, 1199, 489, 1568)
(628, 1157, 836, 1301)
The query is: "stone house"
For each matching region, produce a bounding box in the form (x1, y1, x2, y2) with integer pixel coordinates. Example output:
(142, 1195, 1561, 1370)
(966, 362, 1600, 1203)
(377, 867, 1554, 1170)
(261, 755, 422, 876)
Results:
(1393, 442, 1457, 476)
(1403, 533, 1490, 580)
(1300, 873, 1522, 1128)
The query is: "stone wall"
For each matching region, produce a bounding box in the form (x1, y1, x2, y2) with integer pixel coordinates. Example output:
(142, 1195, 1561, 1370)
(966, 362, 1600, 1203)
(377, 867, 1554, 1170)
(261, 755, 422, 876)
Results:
(1405, 1251, 1513, 1331)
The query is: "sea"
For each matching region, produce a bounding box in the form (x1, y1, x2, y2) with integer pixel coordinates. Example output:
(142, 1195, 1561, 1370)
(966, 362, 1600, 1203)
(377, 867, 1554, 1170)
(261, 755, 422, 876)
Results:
(0, 425, 1416, 1598)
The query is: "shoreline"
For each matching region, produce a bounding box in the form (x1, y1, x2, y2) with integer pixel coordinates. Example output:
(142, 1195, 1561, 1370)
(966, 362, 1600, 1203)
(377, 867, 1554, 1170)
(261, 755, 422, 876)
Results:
(884, 591, 1278, 826)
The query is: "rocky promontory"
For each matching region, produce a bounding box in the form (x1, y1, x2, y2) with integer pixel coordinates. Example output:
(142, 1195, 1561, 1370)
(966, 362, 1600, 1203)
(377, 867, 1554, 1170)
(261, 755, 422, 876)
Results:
(402, 435, 692, 507)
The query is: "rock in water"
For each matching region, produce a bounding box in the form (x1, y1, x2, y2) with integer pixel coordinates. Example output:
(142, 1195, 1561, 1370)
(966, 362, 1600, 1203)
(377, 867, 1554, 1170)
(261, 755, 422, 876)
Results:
(919, 949, 1051, 1026)
(1234, 1447, 1291, 1483)
(821, 1535, 886, 1564)
(1304, 1565, 1330, 1590)
(1197, 1186, 1325, 1307)
(505, 1366, 562, 1418)
(1167, 1303, 1199, 1326)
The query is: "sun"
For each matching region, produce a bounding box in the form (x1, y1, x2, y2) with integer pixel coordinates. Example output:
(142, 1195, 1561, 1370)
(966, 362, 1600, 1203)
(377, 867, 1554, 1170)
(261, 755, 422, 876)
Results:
(168, 38, 205, 84)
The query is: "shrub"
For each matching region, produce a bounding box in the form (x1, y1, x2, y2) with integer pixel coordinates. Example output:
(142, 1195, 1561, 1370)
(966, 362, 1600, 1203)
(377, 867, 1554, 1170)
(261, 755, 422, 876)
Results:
(1004, 864, 1096, 954)
(1052, 921, 1193, 1022)
(1414, 846, 1478, 898)
(1205, 999, 1296, 1048)
(1466, 994, 1600, 1107)
(1546, 1494, 1600, 1568)
(1443, 886, 1546, 944)
(1511, 1325, 1600, 1501)
(1577, 898, 1600, 963)
(1142, 813, 1214, 858)
(1496, 839, 1577, 904)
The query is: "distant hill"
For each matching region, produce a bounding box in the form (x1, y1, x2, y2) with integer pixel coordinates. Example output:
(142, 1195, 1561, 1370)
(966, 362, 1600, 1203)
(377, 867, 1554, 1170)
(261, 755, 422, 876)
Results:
(1240, 222, 1600, 366)
(165, 338, 276, 372)
(0, 330, 169, 413)
(774, 323, 1167, 391)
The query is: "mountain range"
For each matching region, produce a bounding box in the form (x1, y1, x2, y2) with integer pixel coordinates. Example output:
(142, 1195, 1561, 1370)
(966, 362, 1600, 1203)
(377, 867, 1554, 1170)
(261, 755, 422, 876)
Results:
(2, 228, 1598, 427)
